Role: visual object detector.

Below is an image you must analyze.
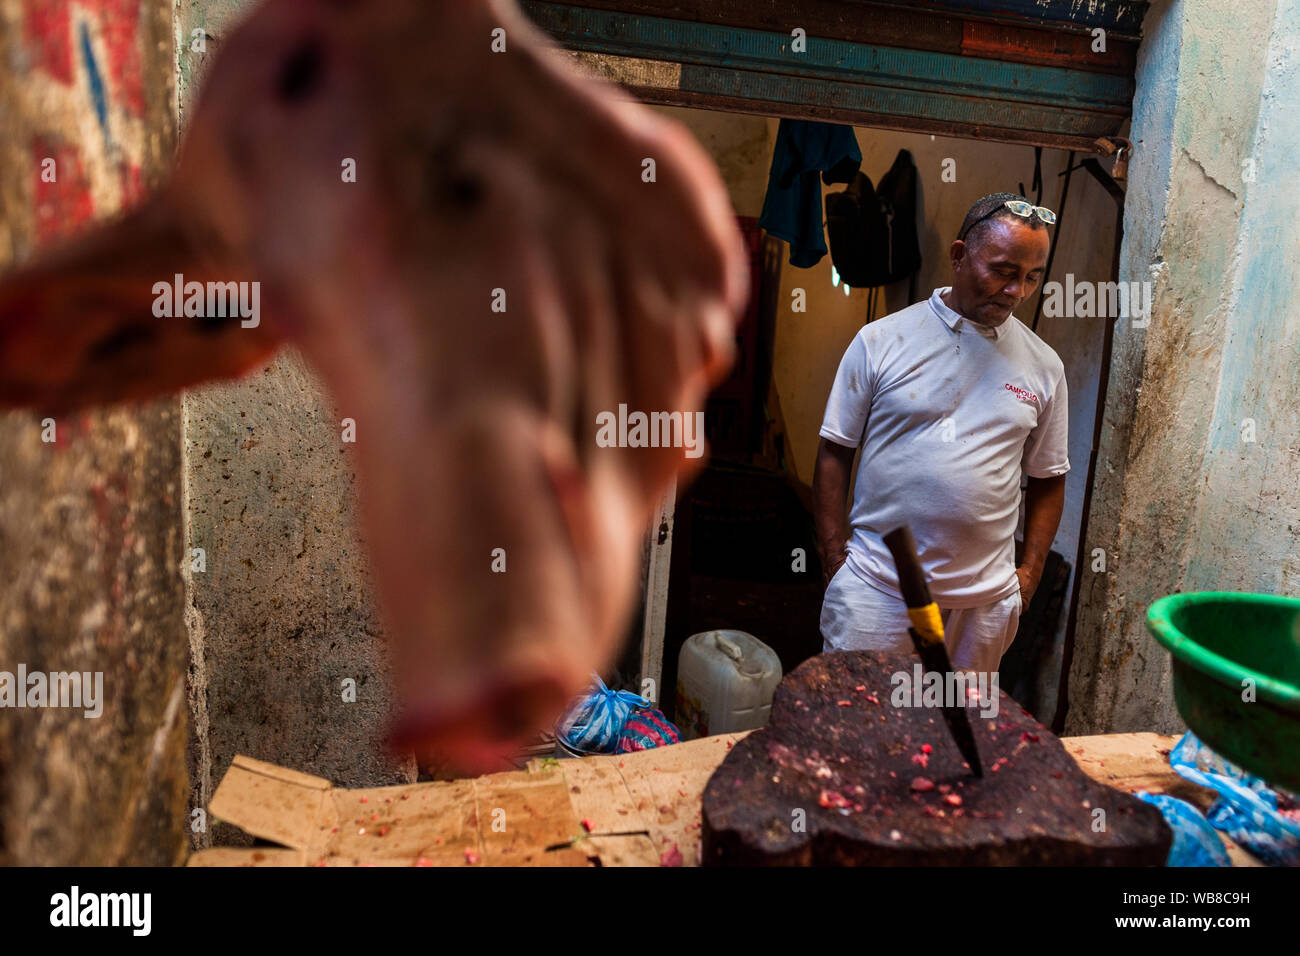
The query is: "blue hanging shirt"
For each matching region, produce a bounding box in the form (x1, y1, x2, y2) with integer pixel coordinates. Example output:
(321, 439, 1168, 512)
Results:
(759, 120, 862, 268)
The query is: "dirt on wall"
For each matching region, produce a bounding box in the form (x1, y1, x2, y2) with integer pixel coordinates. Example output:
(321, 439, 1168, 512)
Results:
(176, 1, 413, 853)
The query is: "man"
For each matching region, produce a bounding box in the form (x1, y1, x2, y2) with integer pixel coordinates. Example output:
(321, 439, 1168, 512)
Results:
(813, 192, 1069, 675)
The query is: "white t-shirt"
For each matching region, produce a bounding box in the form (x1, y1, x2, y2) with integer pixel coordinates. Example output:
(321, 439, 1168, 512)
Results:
(819, 287, 1069, 608)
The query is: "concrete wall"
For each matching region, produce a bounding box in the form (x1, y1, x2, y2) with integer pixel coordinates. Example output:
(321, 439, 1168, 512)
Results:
(0, 0, 188, 865)
(176, 1, 412, 852)
(655, 106, 1119, 717)
(1067, 0, 1300, 734)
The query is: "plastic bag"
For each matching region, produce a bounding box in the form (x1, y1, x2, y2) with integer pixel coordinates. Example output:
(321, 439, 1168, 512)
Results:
(1167, 731, 1300, 866)
(1134, 792, 1230, 867)
(617, 707, 682, 753)
(556, 674, 648, 755)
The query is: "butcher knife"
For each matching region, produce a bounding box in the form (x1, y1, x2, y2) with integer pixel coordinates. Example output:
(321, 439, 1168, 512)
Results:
(882, 525, 984, 777)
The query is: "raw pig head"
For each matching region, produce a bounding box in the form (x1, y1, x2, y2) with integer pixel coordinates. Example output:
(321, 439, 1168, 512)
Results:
(0, 0, 748, 772)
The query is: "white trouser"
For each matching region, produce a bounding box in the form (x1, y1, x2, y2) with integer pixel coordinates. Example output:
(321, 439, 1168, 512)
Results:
(819, 563, 1022, 675)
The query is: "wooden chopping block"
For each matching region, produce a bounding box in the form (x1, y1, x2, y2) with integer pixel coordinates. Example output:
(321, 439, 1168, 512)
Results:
(702, 650, 1172, 865)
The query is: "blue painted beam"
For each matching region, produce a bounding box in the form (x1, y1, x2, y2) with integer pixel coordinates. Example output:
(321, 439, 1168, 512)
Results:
(524, 3, 1133, 146)
(529, 5, 1131, 111)
(677, 63, 1117, 137)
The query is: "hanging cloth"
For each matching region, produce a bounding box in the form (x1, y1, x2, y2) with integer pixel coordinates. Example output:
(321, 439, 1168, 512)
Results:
(758, 119, 861, 268)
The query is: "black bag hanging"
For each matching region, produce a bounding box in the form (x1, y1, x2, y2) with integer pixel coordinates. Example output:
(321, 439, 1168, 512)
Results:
(824, 149, 922, 291)
(824, 171, 888, 289)
(875, 148, 921, 284)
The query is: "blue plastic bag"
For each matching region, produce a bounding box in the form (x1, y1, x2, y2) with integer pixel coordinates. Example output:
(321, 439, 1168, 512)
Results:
(1167, 731, 1300, 866)
(556, 675, 649, 754)
(1134, 792, 1230, 866)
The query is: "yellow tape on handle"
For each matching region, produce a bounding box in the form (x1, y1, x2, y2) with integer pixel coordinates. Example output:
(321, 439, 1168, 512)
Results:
(907, 603, 944, 645)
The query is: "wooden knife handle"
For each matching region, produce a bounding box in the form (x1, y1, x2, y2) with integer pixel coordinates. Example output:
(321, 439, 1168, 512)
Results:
(883, 525, 932, 610)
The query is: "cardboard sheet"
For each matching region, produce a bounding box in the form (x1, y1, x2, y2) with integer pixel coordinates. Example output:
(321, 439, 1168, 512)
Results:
(192, 736, 746, 867)
(196, 753, 585, 866)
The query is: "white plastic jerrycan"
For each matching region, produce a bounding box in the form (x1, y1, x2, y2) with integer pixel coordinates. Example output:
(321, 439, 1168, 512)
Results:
(675, 629, 782, 739)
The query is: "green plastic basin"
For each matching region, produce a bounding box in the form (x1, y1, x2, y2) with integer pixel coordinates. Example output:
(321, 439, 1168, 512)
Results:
(1147, 592, 1300, 790)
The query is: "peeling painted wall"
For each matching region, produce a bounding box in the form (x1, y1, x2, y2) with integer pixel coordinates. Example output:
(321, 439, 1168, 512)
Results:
(0, 0, 187, 865)
(1067, 0, 1299, 734)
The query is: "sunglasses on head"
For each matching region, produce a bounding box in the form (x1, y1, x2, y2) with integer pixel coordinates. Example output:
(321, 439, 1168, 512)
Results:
(959, 200, 1057, 241)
